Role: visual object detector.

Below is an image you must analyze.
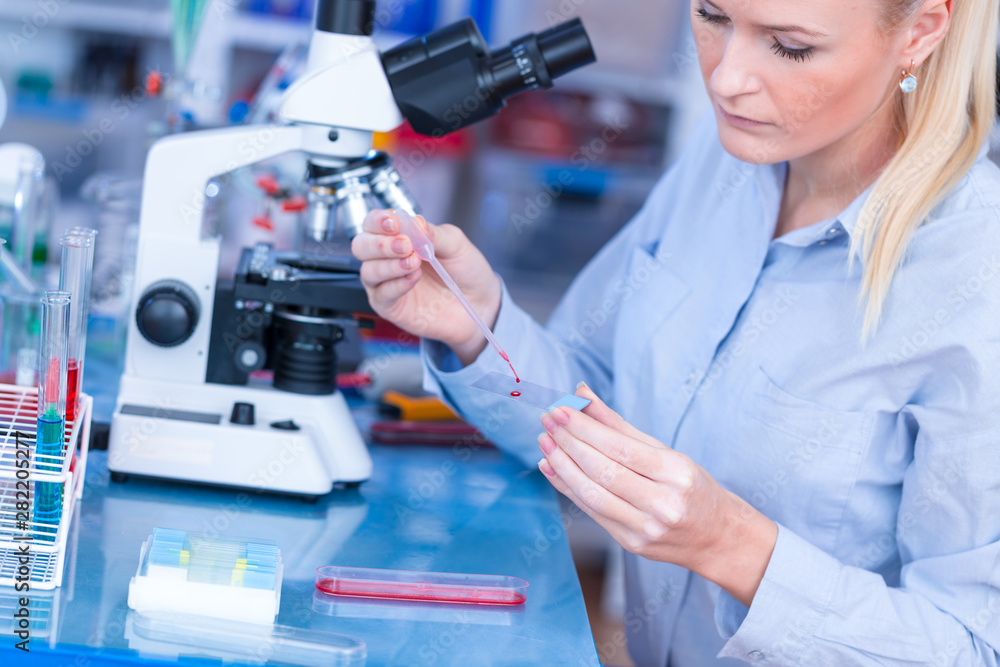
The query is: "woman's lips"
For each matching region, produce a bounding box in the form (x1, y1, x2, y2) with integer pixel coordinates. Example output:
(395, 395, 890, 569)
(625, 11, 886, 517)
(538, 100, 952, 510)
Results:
(717, 104, 769, 129)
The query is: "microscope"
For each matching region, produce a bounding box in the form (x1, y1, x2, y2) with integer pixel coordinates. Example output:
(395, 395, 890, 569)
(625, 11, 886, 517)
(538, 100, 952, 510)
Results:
(107, 0, 596, 497)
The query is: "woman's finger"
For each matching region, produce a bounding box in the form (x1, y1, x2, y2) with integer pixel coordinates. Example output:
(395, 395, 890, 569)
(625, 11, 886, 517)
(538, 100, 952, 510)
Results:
(540, 412, 668, 518)
(368, 269, 422, 305)
(423, 223, 469, 259)
(351, 232, 412, 262)
(359, 255, 421, 289)
(576, 382, 665, 449)
(546, 405, 692, 487)
(362, 209, 398, 235)
(537, 454, 651, 553)
(537, 433, 645, 527)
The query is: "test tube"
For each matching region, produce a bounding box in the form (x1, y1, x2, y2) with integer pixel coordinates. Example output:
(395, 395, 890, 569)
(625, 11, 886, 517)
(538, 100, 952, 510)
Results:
(9, 152, 44, 270)
(58, 232, 96, 425)
(35, 290, 70, 541)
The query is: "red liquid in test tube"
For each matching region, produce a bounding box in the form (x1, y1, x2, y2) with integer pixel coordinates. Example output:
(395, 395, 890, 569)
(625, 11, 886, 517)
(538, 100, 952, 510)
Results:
(315, 577, 526, 605)
(66, 359, 79, 424)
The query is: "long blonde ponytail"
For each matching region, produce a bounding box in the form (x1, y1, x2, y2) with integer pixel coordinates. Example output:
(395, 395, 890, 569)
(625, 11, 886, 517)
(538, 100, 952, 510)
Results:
(854, 0, 998, 336)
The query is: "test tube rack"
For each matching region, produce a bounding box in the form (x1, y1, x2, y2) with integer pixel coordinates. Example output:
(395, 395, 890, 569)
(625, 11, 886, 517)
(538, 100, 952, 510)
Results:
(0, 383, 91, 590)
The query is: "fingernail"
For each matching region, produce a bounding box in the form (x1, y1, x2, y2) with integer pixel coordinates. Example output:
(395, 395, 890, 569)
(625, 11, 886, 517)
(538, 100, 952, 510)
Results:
(537, 433, 556, 455)
(401, 256, 416, 270)
(540, 412, 558, 434)
(552, 407, 570, 426)
(381, 216, 396, 233)
(538, 459, 554, 476)
(391, 239, 407, 254)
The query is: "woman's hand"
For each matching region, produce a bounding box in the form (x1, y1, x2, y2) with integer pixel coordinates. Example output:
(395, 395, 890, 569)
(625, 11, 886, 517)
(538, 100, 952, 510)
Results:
(537, 384, 778, 607)
(351, 209, 501, 364)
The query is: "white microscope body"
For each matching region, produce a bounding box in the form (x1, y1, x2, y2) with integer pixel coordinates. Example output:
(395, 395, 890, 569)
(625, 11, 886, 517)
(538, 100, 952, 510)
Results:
(107, 0, 595, 496)
(108, 29, 401, 496)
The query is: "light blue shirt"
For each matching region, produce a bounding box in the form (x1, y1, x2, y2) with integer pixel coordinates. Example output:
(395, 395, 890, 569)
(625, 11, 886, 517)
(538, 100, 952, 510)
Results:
(422, 114, 1000, 666)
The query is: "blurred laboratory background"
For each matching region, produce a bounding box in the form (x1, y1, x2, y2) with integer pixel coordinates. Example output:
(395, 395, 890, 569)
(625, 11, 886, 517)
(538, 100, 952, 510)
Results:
(13, 3, 998, 666)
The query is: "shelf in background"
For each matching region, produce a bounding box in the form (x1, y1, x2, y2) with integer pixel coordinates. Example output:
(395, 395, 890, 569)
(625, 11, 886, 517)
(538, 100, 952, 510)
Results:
(0, 1, 686, 105)
(0, 0, 314, 49)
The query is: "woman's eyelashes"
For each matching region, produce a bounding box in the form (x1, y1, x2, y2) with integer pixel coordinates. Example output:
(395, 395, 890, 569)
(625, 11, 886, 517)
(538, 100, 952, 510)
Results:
(771, 39, 814, 62)
(695, 6, 816, 63)
(694, 7, 728, 25)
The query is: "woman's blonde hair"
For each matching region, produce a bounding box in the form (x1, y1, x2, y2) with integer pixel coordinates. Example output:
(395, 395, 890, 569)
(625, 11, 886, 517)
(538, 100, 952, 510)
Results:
(854, 0, 998, 336)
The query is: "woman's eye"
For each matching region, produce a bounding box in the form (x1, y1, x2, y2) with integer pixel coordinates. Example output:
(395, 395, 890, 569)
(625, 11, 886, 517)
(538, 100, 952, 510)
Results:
(694, 7, 729, 25)
(770, 39, 814, 63)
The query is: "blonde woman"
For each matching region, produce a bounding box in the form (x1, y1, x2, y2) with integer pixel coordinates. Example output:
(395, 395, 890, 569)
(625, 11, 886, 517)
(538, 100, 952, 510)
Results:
(353, 0, 1000, 663)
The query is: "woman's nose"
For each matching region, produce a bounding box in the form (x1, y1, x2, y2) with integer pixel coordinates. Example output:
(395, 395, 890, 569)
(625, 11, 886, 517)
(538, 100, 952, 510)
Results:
(709, 34, 763, 100)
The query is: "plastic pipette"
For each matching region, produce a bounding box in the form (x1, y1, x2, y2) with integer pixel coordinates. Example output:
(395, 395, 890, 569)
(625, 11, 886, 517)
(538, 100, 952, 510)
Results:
(395, 209, 520, 382)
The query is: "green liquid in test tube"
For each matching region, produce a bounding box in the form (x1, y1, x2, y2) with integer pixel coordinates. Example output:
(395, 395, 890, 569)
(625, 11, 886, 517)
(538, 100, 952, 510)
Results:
(34, 291, 70, 542)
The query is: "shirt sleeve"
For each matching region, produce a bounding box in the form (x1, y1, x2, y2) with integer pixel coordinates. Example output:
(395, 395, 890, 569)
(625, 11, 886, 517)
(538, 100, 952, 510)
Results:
(421, 112, 724, 466)
(419, 245, 628, 466)
(418, 110, 722, 466)
(715, 424, 1000, 665)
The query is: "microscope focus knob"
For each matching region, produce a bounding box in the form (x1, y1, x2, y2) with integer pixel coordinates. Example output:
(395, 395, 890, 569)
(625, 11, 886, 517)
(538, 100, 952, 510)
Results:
(135, 280, 201, 348)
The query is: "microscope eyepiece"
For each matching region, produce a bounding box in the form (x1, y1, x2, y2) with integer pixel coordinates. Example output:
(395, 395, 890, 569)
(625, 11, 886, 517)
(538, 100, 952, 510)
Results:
(315, 0, 377, 36)
(382, 17, 596, 137)
(535, 19, 595, 80)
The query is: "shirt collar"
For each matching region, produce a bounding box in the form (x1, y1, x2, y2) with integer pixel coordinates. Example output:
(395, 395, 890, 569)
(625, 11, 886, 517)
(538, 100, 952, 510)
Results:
(762, 140, 991, 250)
(838, 140, 990, 243)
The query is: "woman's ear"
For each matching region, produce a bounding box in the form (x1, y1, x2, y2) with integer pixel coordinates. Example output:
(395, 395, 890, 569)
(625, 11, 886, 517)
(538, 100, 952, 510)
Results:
(901, 0, 952, 68)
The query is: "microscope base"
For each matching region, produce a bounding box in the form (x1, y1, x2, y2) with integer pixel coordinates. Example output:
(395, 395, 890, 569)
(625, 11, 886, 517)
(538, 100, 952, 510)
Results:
(108, 376, 372, 496)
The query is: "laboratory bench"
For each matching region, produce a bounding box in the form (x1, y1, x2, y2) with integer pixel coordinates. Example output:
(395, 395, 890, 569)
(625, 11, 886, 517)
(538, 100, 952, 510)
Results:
(0, 335, 602, 666)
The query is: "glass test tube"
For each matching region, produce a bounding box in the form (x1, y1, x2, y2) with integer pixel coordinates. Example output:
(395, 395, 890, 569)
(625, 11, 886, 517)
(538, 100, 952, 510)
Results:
(35, 290, 70, 541)
(58, 232, 95, 425)
(0, 240, 4, 350)
(10, 153, 44, 269)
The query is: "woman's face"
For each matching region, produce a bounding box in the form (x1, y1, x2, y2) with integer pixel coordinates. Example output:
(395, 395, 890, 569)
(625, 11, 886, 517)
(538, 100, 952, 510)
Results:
(692, 0, 908, 165)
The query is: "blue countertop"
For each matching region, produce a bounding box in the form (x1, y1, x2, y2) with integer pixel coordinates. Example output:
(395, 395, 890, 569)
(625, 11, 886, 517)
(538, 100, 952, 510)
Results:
(2, 424, 600, 665)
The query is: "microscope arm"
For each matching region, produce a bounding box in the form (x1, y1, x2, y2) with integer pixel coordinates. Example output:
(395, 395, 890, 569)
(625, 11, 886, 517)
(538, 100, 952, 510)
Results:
(139, 124, 306, 247)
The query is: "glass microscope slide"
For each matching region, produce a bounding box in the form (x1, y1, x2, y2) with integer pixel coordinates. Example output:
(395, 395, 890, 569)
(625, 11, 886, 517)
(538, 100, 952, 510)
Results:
(315, 566, 528, 605)
(471, 372, 591, 411)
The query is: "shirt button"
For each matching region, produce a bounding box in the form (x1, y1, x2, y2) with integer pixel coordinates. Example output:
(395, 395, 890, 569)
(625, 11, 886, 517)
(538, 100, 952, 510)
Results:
(827, 226, 839, 235)
(747, 650, 765, 661)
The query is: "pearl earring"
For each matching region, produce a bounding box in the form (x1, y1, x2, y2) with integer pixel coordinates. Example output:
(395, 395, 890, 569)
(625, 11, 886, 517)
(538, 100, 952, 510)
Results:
(899, 60, 918, 93)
